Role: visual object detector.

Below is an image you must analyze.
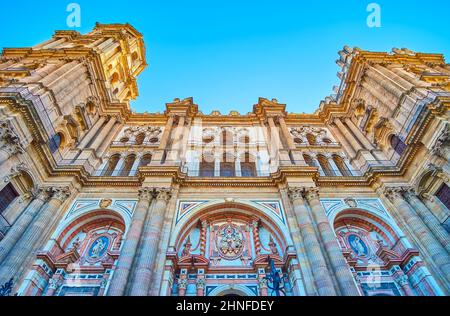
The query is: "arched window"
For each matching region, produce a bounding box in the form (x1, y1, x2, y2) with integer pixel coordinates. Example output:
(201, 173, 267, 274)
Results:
(240, 153, 256, 177)
(220, 153, 235, 177)
(49, 133, 63, 153)
(435, 183, 450, 211)
(111, 72, 120, 84)
(390, 135, 407, 156)
(0, 183, 19, 215)
(222, 130, 234, 147)
(332, 155, 352, 177)
(131, 51, 139, 63)
(135, 133, 146, 145)
(102, 155, 121, 176)
(303, 154, 317, 167)
(200, 155, 215, 177)
(119, 155, 136, 176)
(306, 134, 317, 145)
(139, 154, 153, 168)
(317, 155, 335, 176)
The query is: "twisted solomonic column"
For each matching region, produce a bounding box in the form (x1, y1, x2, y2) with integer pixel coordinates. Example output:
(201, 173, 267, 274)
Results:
(384, 187, 450, 284)
(287, 187, 337, 296)
(0, 186, 72, 285)
(304, 188, 361, 296)
(108, 188, 154, 296)
(129, 188, 173, 296)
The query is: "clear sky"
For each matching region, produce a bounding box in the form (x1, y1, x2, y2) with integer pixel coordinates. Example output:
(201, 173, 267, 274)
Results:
(0, 1, 449, 114)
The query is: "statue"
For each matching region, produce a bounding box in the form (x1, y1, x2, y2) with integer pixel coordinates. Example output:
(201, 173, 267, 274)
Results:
(268, 236, 279, 256)
(349, 235, 367, 257)
(181, 236, 192, 257)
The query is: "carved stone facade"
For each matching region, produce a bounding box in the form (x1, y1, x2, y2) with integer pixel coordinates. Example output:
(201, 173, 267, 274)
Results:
(0, 24, 449, 296)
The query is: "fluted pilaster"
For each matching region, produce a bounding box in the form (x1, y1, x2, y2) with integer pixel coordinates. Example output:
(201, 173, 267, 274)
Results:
(0, 187, 51, 263)
(107, 188, 154, 296)
(304, 188, 360, 296)
(129, 188, 172, 296)
(402, 188, 450, 253)
(385, 187, 450, 284)
(0, 186, 71, 285)
(287, 187, 337, 296)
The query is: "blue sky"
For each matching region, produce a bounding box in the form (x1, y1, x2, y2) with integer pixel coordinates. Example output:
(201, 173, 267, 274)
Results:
(0, 1, 449, 114)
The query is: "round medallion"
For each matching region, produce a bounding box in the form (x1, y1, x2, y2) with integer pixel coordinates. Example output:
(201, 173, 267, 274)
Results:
(216, 223, 244, 260)
(88, 236, 109, 259)
(348, 234, 369, 258)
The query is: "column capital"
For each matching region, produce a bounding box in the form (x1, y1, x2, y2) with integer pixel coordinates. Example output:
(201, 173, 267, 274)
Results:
(400, 186, 418, 201)
(33, 187, 53, 202)
(178, 278, 188, 290)
(384, 187, 404, 202)
(138, 187, 153, 201)
(395, 274, 409, 286)
(49, 186, 72, 203)
(258, 276, 268, 289)
(287, 187, 304, 201)
(154, 188, 172, 202)
(304, 187, 320, 202)
(196, 278, 206, 290)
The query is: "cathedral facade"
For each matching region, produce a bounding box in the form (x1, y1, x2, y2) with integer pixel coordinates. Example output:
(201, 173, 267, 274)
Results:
(0, 23, 449, 296)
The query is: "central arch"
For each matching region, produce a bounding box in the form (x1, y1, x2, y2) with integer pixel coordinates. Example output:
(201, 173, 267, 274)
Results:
(208, 285, 256, 297)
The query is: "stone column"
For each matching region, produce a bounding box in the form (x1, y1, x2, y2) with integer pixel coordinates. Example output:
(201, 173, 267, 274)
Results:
(235, 154, 242, 177)
(107, 188, 154, 296)
(196, 277, 205, 296)
(422, 193, 450, 225)
(278, 116, 296, 150)
(97, 120, 123, 156)
(267, 116, 282, 159)
(89, 115, 117, 151)
(403, 188, 450, 253)
(0, 186, 71, 285)
(159, 114, 175, 150)
(177, 269, 188, 297)
(45, 272, 64, 296)
(287, 188, 337, 296)
(334, 118, 363, 154)
(304, 188, 360, 296)
(0, 188, 50, 263)
(384, 188, 450, 284)
(178, 277, 187, 296)
(77, 116, 106, 149)
(395, 274, 415, 296)
(329, 121, 357, 158)
(258, 276, 269, 296)
(344, 118, 383, 161)
(129, 188, 172, 296)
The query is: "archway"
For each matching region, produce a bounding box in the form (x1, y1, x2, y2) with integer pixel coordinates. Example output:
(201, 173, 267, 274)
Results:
(168, 201, 298, 297)
(333, 208, 441, 296)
